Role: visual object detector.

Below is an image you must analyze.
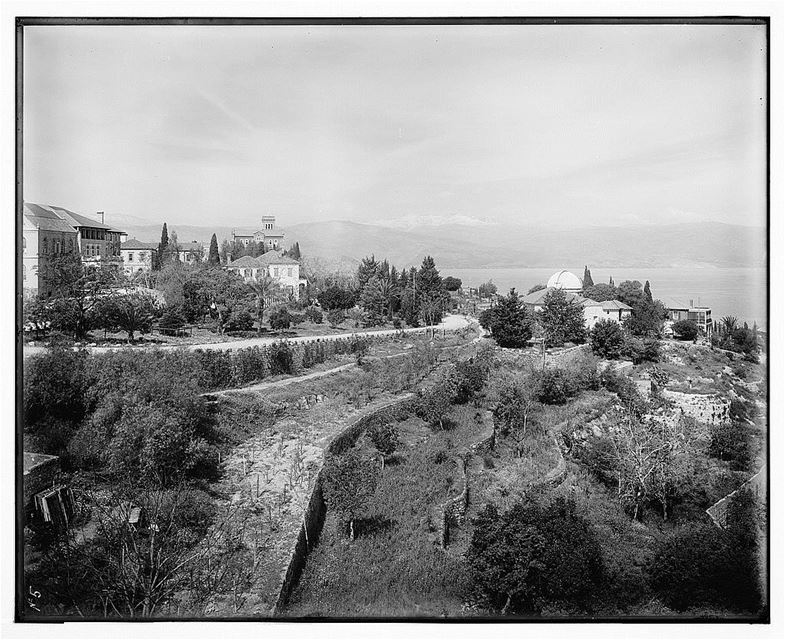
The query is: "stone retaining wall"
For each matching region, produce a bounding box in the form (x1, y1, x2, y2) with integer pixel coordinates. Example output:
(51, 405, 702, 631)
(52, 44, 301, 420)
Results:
(706, 465, 766, 529)
(662, 389, 730, 425)
(271, 395, 415, 615)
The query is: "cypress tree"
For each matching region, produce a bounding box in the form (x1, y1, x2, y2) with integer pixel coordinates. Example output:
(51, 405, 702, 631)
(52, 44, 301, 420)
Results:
(583, 265, 594, 288)
(609, 275, 615, 287)
(644, 280, 653, 301)
(157, 222, 169, 269)
(208, 233, 220, 266)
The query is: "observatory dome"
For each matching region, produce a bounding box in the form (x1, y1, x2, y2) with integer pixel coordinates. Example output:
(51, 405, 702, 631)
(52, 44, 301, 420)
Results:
(546, 270, 583, 292)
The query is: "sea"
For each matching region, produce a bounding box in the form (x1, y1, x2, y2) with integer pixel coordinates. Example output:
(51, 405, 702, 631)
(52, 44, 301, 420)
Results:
(446, 267, 768, 330)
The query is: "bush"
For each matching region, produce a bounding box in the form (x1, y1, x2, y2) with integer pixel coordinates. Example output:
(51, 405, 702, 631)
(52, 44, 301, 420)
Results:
(366, 422, 400, 457)
(326, 309, 345, 327)
(159, 306, 187, 330)
(267, 341, 294, 376)
(304, 306, 323, 324)
(289, 312, 306, 327)
(709, 422, 754, 471)
(268, 307, 291, 331)
(534, 367, 577, 405)
(672, 319, 699, 341)
(225, 309, 254, 332)
(453, 358, 488, 404)
(622, 335, 661, 364)
(589, 319, 625, 359)
(414, 386, 453, 430)
(467, 497, 604, 614)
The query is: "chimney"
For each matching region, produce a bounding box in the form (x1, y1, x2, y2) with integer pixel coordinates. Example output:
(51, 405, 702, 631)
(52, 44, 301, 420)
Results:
(97, 211, 105, 224)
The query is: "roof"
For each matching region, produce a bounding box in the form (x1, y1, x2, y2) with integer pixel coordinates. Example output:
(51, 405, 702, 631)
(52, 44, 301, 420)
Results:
(522, 287, 589, 307)
(227, 250, 299, 269)
(121, 239, 157, 250)
(546, 270, 583, 291)
(660, 296, 711, 311)
(599, 299, 633, 311)
(23, 203, 79, 233)
(178, 242, 203, 253)
(48, 206, 114, 230)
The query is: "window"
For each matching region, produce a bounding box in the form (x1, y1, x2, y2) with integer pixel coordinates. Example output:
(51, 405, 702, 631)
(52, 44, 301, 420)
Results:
(274, 267, 279, 277)
(128, 253, 134, 262)
(23, 265, 26, 280)
(42, 238, 48, 254)
(287, 268, 292, 277)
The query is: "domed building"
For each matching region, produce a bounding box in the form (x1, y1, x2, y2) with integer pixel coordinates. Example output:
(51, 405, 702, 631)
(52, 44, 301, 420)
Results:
(546, 270, 583, 292)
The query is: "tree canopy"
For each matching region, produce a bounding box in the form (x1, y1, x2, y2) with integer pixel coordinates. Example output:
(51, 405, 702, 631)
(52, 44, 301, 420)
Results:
(479, 288, 532, 348)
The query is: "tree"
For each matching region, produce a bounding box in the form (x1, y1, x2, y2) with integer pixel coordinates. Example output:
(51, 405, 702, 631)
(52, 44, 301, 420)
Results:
(643, 280, 653, 301)
(248, 274, 283, 335)
(207, 270, 254, 334)
(491, 372, 541, 456)
(157, 223, 170, 269)
(317, 286, 356, 311)
(478, 280, 498, 300)
(467, 497, 603, 615)
(582, 283, 618, 302)
(609, 275, 615, 287)
(443, 276, 462, 291)
(538, 288, 587, 347)
(527, 283, 546, 295)
(623, 298, 666, 338)
(39, 252, 118, 338)
(96, 291, 159, 342)
(207, 234, 220, 266)
(589, 319, 626, 359)
(357, 255, 379, 293)
(321, 450, 380, 540)
(360, 276, 387, 326)
(672, 319, 699, 341)
(480, 288, 532, 348)
(582, 266, 594, 288)
(414, 385, 453, 430)
(419, 291, 446, 331)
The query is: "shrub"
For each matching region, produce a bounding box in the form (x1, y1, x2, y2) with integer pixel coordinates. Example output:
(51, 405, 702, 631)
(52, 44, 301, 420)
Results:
(481, 289, 533, 348)
(589, 319, 625, 359)
(622, 335, 661, 364)
(321, 449, 380, 540)
(159, 306, 187, 330)
(268, 307, 291, 331)
(366, 422, 400, 457)
(288, 312, 306, 327)
(672, 319, 699, 341)
(534, 367, 577, 405)
(225, 309, 254, 332)
(467, 497, 604, 615)
(709, 422, 754, 471)
(304, 306, 323, 324)
(729, 397, 757, 423)
(267, 341, 294, 376)
(453, 358, 488, 404)
(326, 309, 345, 327)
(414, 386, 453, 430)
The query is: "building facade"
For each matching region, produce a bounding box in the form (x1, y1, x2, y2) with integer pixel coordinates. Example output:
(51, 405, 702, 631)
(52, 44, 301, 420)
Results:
(661, 297, 713, 334)
(226, 250, 306, 299)
(119, 239, 158, 275)
(232, 215, 285, 252)
(176, 241, 205, 264)
(48, 207, 124, 265)
(22, 204, 80, 295)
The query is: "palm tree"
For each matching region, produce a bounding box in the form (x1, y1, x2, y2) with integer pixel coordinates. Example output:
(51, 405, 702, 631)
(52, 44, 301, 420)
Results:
(721, 315, 738, 336)
(378, 276, 400, 321)
(248, 274, 282, 335)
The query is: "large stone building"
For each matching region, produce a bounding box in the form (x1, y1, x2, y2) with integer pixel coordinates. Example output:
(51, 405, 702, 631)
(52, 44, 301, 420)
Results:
(231, 215, 285, 252)
(226, 250, 306, 300)
(23, 203, 125, 295)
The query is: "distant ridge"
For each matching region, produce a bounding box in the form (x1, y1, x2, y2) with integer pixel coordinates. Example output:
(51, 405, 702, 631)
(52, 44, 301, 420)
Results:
(116, 220, 765, 270)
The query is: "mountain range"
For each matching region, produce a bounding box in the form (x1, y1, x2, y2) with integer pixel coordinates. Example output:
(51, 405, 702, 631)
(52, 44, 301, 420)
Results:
(117, 218, 766, 271)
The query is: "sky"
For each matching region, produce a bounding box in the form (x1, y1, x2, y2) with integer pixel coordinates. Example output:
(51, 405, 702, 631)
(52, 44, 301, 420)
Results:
(22, 23, 767, 229)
